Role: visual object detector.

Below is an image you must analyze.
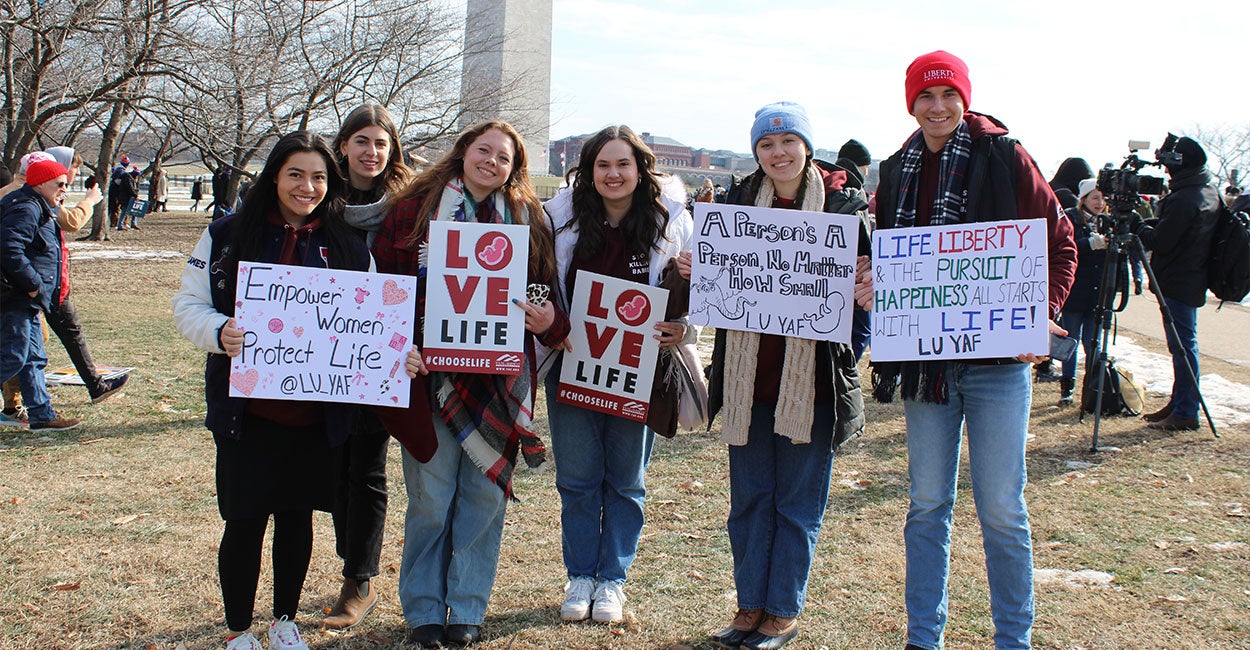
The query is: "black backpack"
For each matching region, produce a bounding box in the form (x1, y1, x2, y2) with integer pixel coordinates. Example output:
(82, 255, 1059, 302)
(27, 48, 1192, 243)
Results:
(1207, 201, 1250, 305)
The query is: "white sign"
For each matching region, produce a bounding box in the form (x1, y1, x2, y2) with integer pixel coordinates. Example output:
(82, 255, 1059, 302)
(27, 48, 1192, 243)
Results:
(557, 272, 667, 422)
(423, 220, 530, 375)
(689, 203, 860, 342)
(231, 263, 417, 406)
(870, 219, 1050, 361)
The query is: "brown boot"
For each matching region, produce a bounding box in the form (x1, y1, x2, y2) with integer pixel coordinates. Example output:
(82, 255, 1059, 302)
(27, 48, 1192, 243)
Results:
(741, 615, 799, 649)
(709, 608, 763, 649)
(1142, 403, 1173, 423)
(323, 577, 378, 629)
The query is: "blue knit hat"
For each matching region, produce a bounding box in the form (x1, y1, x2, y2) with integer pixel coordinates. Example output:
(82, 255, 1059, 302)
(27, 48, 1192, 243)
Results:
(750, 101, 814, 161)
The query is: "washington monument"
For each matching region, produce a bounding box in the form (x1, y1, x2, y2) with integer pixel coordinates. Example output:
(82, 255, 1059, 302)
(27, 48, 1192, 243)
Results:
(461, 0, 553, 176)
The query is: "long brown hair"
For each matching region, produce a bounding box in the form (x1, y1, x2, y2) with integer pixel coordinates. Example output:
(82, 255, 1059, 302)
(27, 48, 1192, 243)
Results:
(391, 120, 554, 280)
(563, 125, 670, 260)
(333, 103, 413, 198)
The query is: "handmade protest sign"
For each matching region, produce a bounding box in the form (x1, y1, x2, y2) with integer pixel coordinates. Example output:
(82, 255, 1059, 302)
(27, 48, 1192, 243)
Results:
(231, 263, 417, 406)
(423, 220, 530, 374)
(689, 203, 859, 342)
(557, 272, 668, 422)
(870, 218, 1049, 361)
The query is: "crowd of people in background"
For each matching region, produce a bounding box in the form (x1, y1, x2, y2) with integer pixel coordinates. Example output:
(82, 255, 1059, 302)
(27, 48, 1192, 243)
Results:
(4, 45, 1243, 650)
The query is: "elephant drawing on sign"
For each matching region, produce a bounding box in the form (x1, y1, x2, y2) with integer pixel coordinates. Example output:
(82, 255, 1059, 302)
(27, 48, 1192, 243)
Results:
(690, 267, 757, 321)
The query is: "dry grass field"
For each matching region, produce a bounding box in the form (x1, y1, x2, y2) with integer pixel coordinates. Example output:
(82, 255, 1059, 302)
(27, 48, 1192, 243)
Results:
(1, 211, 1247, 650)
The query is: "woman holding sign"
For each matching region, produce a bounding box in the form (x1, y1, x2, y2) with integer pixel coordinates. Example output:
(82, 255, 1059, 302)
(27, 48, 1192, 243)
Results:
(320, 103, 415, 630)
(704, 102, 865, 650)
(541, 125, 693, 624)
(172, 131, 373, 650)
(373, 120, 569, 648)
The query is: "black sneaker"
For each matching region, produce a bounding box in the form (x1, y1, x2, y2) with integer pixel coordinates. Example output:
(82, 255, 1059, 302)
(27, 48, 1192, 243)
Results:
(90, 373, 129, 404)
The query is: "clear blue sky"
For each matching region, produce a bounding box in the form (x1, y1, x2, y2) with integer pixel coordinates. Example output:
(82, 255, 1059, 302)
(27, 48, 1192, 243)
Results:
(548, 0, 1247, 179)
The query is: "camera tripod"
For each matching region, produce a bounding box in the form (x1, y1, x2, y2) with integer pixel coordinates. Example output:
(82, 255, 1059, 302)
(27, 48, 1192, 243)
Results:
(1081, 215, 1219, 452)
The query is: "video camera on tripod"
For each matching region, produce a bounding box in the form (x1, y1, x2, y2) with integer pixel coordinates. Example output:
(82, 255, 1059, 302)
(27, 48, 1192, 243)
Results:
(1093, 136, 1179, 222)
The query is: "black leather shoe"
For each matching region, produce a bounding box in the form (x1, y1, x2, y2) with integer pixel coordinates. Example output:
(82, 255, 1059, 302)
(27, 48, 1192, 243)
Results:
(1142, 403, 1174, 422)
(443, 624, 481, 647)
(1147, 414, 1200, 431)
(407, 624, 444, 648)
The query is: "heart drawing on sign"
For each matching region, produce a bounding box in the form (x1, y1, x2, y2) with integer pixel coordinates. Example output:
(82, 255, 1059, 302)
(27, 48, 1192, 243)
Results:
(618, 295, 648, 322)
(292, 326, 304, 338)
(478, 236, 509, 267)
(230, 369, 259, 396)
(382, 279, 408, 305)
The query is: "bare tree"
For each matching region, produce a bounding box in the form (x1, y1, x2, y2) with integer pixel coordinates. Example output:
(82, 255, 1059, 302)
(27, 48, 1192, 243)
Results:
(1191, 122, 1250, 191)
(0, 0, 193, 172)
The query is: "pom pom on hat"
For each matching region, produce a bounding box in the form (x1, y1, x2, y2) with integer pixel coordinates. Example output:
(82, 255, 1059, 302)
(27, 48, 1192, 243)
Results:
(750, 101, 814, 161)
(905, 50, 971, 114)
(837, 139, 872, 167)
(25, 159, 69, 188)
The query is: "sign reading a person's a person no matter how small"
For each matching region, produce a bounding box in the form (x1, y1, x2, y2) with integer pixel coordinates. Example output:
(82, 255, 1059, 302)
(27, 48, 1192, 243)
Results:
(557, 272, 667, 422)
(870, 219, 1050, 361)
(423, 220, 531, 375)
(231, 262, 416, 406)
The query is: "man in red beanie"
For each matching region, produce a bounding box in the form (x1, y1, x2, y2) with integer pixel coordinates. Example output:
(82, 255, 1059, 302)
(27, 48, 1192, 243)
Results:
(853, 50, 1076, 650)
(0, 159, 82, 432)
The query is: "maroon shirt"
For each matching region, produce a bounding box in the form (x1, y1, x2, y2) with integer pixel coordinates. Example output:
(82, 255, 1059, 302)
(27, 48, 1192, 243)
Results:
(566, 223, 649, 299)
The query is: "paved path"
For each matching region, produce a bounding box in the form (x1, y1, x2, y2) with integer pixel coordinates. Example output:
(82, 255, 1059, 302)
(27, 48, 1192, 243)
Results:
(1112, 290, 1249, 369)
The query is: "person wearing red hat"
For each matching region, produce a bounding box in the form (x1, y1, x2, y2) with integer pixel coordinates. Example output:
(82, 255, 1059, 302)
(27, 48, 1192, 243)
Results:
(0, 159, 82, 432)
(853, 50, 1076, 650)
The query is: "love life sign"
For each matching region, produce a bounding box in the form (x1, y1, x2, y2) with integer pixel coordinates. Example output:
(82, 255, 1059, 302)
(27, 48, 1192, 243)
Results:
(689, 203, 859, 343)
(230, 263, 417, 406)
(557, 272, 667, 422)
(423, 220, 530, 374)
(870, 218, 1049, 361)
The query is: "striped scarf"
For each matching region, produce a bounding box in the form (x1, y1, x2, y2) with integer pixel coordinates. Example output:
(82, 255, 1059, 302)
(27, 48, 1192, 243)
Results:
(428, 178, 545, 498)
(894, 121, 972, 227)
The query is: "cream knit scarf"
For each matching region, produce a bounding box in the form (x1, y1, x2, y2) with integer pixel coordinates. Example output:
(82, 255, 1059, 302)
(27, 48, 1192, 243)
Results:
(720, 164, 824, 445)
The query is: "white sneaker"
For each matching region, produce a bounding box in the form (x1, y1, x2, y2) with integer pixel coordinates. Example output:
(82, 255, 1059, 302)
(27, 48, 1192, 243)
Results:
(268, 616, 310, 650)
(561, 576, 596, 621)
(591, 581, 626, 623)
(225, 632, 262, 650)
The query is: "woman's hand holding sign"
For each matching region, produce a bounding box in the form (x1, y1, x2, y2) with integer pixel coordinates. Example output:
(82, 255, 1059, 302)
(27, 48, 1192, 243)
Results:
(653, 320, 686, 348)
(219, 318, 245, 357)
(405, 346, 428, 377)
(854, 255, 874, 311)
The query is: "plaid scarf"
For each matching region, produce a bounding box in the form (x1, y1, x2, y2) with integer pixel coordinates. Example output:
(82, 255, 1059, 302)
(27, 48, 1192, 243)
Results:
(428, 178, 546, 499)
(894, 121, 972, 227)
(875, 122, 974, 405)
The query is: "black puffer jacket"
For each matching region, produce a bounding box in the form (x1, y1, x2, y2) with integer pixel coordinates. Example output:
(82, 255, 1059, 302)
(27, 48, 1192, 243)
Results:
(1136, 167, 1220, 307)
(707, 166, 866, 451)
(1059, 206, 1113, 314)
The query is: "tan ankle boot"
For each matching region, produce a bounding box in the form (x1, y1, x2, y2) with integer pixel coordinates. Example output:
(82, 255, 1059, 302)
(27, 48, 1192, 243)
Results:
(323, 577, 378, 629)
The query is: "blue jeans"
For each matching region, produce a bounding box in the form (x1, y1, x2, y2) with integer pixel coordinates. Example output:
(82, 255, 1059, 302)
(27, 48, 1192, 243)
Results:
(903, 363, 1033, 650)
(0, 305, 57, 423)
(398, 416, 508, 627)
(546, 370, 655, 584)
(1162, 297, 1200, 419)
(1058, 310, 1098, 382)
(727, 403, 835, 618)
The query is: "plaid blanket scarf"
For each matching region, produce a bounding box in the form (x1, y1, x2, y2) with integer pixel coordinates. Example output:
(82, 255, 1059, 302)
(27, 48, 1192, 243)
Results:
(429, 179, 546, 499)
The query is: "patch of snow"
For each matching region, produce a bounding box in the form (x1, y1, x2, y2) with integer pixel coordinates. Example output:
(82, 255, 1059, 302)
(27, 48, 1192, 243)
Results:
(1106, 337, 1250, 427)
(1034, 568, 1116, 588)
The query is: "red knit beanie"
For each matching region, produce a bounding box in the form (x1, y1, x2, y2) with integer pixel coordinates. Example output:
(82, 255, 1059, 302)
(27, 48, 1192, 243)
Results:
(905, 50, 971, 114)
(25, 159, 69, 188)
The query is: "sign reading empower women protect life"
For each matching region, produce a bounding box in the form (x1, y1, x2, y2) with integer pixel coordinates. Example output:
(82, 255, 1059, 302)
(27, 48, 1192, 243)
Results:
(423, 220, 530, 375)
(689, 203, 860, 342)
(231, 263, 416, 406)
(870, 219, 1049, 361)
(557, 272, 667, 422)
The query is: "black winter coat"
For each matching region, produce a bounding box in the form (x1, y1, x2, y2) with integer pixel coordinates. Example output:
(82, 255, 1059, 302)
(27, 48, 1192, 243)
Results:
(1137, 168, 1219, 307)
(706, 168, 866, 451)
(1059, 207, 1112, 314)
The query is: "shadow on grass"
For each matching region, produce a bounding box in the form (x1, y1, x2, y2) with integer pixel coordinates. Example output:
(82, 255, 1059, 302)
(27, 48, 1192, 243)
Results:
(0, 414, 204, 450)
